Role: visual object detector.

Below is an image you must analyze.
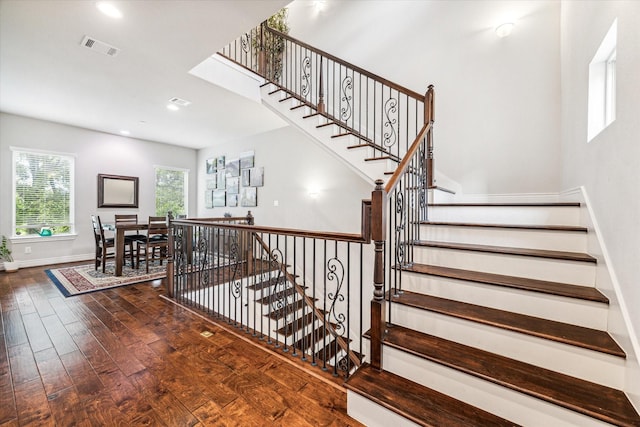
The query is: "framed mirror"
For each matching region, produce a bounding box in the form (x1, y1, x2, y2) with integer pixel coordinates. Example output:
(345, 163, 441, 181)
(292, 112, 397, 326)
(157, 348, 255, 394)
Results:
(98, 174, 139, 208)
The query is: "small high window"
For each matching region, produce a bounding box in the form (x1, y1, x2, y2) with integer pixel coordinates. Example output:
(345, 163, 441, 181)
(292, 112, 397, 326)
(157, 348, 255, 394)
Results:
(587, 19, 617, 142)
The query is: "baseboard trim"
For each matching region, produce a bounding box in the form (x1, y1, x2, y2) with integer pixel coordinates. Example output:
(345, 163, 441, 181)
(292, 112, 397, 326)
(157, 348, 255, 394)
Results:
(2, 253, 93, 271)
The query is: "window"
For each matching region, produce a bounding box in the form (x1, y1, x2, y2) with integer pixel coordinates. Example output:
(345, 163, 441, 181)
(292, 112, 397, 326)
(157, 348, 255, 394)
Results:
(12, 148, 75, 236)
(155, 166, 188, 217)
(587, 19, 617, 142)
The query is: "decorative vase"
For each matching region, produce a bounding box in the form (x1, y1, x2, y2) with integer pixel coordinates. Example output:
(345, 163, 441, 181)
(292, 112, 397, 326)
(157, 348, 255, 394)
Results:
(3, 261, 18, 273)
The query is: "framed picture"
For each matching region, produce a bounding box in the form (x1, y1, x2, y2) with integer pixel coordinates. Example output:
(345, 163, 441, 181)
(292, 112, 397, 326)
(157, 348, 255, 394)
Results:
(241, 169, 251, 187)
(205, 190, 213, 209)
(240, 187, 257, 207)
(216, 171, 226, 189)
(217, 156, 226, 170)
(213, 190, 226, 207)
(227, 176, 239, 194)
(98, 174, 138, 208)
(249, 167, 264, 187)
(206, 158, 216, 174)
(227, 194, 238, 207)
(206, 179, 216, 190)
(226, 158, 240, 177)
(240, 150, 255, 169)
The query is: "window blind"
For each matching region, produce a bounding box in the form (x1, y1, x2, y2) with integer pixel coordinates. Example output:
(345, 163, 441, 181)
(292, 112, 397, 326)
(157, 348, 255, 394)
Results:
(14, 150, 73, 235)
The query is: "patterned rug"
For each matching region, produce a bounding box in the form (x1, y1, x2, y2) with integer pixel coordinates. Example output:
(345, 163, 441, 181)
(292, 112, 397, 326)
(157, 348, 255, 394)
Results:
(46, 261, 167, 297)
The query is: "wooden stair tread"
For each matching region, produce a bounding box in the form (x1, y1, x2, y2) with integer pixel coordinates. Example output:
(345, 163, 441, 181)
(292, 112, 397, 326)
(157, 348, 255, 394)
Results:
(316, 122, 335, 128)
(344, 363, 518, 427)
(294, 325, 330, 351)
(247, 275, 287, 291)
(429, 202, 581, 207)
(400, 263, 608, 303)
(364, 155, 392, 162)
(276, 311, 317, 336)
(390, 290, 624, 357)
(421, 221, 588, 232)
(428, 185, 456, 195)
(256, 286, 300, 304)
(302, 112, 320, 119)
(376, 325, 639, 426)
(414, 240, 597, 263)
(267, 299, 307, 320)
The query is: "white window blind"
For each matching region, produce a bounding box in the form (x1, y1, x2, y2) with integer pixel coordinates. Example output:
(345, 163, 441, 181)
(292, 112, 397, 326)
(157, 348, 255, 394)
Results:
(13, 149, 74, 236)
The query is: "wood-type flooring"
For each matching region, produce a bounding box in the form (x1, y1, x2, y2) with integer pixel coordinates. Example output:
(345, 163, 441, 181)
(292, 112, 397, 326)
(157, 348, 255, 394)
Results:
(0, 263, 363, 426)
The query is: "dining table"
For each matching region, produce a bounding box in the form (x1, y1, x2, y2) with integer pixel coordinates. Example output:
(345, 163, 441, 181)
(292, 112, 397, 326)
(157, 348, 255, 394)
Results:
(114, 222, 148, 276)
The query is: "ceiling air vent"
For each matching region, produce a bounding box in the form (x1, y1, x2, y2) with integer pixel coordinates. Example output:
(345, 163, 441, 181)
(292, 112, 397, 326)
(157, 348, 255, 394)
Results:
(168, 97, 191, 107)
(80, 36, 120, 57)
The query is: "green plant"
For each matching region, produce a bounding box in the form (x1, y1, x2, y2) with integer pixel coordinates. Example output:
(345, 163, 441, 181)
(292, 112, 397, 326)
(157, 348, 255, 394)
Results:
(0, 235, 14, 262)
(254, 8, 290, 81)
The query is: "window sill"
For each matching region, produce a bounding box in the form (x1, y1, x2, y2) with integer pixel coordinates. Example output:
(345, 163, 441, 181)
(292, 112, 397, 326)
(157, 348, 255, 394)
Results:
(10, 234, 78, 244)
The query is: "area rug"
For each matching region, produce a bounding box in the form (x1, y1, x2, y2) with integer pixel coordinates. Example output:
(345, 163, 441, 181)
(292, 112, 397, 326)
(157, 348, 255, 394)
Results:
(46, 262, 167, 297)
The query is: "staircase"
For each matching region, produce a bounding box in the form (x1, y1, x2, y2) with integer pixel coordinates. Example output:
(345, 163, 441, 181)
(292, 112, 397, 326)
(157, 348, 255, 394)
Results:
(344, 199, 640, 426)
(217, 24, 640, 426)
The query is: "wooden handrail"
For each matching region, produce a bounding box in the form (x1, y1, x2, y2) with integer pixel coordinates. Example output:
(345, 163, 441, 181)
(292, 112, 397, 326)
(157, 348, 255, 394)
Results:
(264, 25, 424, 101)
(173, 203, 371, 244)
(384, 121, 431, 194)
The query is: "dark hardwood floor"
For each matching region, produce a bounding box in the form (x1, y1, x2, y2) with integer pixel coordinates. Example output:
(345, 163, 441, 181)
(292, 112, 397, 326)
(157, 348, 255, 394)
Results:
(0, 263, 363, 426)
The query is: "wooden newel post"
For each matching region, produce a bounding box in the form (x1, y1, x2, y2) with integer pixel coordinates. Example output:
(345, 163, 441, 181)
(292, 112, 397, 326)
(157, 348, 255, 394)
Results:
(370, 179, 387, 371)
(425, 85, 435, 188)
(166, 211, 175, 298)
(317, 57, 326, 114)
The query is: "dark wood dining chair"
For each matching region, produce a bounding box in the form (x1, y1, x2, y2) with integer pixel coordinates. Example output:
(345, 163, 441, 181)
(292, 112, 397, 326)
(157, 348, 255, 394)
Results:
(91, 215, 134, 273)
(136, 216, 169, 273)
(114, 214, 147, 268)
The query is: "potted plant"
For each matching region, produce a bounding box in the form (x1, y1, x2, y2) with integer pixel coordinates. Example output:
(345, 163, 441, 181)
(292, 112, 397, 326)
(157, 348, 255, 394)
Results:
(254, 8, 290, 82)
(0, 235, 18, 273)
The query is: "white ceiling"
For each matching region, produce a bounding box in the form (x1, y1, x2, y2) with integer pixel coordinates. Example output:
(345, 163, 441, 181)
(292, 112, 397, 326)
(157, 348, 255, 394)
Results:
(0, 0, 290, 149)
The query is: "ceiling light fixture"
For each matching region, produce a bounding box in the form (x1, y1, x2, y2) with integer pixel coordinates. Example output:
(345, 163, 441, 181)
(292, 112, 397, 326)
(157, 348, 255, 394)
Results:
(120, 130, 130, 135)
(96, 2, 123, 19)
(495, 22, 515, 38)
(166, 104, 179, 111)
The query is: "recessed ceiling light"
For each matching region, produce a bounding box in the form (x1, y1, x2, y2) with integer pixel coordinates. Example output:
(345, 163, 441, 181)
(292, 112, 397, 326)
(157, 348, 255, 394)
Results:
(495, 22, 515, 38)
(120, 130, 130, 135)
(168, 97, 191, 107)
(96, 2, 122, 19)
(167, 104, 180, 111)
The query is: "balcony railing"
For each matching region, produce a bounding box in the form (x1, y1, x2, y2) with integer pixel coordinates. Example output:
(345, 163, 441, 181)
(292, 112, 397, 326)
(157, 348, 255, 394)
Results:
(219, 23, 435, 185)
(166, 210, 371, 378)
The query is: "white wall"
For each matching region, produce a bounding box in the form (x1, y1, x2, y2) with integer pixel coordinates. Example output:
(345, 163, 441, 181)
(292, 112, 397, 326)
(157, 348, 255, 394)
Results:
(197, 125, 373, 233)
(0, 112, 197, 266)
(287, 0, 562, 195)
(560, 1, 640, 401)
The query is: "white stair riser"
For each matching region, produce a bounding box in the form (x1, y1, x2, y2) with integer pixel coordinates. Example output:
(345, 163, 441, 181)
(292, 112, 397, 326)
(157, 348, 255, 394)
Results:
(413, 247, 596, 285)
(382, 345, 616, 427)
(421, 225, 587, 253)
(428, 206, 581, 226)
(388, 304, 624, 389)
(396, 273, 607, 330)
(347, 392, 421, 427)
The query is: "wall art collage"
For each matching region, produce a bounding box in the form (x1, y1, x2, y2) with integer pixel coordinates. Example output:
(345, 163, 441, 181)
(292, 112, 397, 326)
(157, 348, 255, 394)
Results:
(205, 150, 263, 209)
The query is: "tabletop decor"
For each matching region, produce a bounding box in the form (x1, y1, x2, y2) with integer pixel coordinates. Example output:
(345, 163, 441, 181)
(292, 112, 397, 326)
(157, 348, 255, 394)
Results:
(46, 261, 165, 297)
